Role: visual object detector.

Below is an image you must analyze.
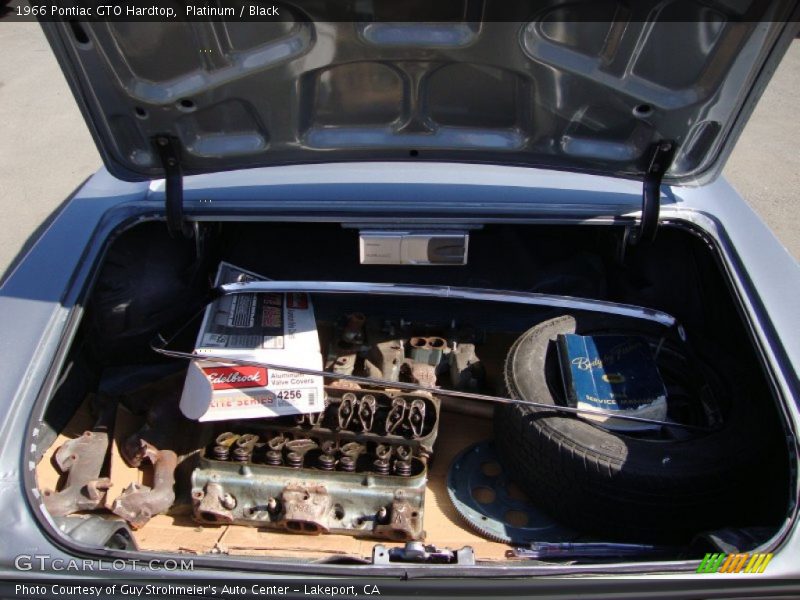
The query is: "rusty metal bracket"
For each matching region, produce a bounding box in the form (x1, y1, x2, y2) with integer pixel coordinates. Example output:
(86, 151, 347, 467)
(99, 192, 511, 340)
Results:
(43, 431, 112, 517)
(111, 442, 177, 529)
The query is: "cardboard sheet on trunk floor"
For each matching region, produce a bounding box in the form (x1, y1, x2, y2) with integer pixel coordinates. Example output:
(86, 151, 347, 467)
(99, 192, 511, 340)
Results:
(36, 401, 515, 561)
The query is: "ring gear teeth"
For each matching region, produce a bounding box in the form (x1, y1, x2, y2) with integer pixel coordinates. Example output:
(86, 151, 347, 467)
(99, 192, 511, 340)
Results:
(450, 502, 516, 544)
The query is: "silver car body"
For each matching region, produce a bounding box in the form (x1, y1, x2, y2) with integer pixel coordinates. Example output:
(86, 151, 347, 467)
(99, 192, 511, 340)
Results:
(0, 4, 799, 591)
(1, 162, 798, 584)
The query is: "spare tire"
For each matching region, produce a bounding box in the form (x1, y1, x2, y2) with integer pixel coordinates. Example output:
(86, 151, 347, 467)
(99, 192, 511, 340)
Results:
(494, 314, 769, 543)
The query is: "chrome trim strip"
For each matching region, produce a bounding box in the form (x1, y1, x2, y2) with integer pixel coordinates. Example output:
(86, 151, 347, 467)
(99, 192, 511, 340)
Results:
(217, 280, 682, 331)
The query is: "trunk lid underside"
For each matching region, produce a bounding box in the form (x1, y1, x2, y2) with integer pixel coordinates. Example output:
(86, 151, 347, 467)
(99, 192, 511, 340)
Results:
(42, 2, 798, 184)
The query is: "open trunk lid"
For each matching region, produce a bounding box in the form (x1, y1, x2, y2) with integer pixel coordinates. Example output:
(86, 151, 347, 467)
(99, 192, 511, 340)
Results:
(41, 1, 799, 185)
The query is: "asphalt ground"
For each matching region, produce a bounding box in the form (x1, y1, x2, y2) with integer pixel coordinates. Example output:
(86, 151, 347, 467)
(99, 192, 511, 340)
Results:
(0, 23, 798, 281)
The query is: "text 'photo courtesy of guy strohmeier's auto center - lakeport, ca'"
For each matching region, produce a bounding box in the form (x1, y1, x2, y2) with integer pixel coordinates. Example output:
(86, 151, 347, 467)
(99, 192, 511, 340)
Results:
(1, 1, 800, 599)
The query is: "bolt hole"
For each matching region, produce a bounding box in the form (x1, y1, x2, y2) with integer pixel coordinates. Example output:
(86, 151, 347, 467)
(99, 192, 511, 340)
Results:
(505, 510, 529, 528)
(134, 106, 148, 119)
(177, 98, 196, 112)
(333, 504, 345, 520)
(472, 486, 496, 505)
(409, 149, 419, 157)
(633, 103, 653, 118)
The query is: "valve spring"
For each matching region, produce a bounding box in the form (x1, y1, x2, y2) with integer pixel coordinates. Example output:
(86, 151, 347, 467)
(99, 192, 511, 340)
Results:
(318, 454, 336, 471)
(373, 458, 390, 475)
(232, 447, 251, 462)
(265, 450, 283, 466)
(339, 456, 356, 472)
(375, 444, 392, 460)
(394, 460, 412, 477)
(212, 445, 230, 461)
(286, 451, 303, 469)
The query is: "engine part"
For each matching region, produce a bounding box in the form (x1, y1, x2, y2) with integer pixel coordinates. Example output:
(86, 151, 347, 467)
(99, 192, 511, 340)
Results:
(372, 541, 475, 565)
(446, 441, 574, 544)
(495, 314, 769, 543)
(365, 340, 404, 381)
(189, 387, 439, 539)
(400, 359, 437, 388)
(111, 442, 177, 529)
(43, 430, 112, 517)
(328, 351, 356, 377)
(342, 312, 366, 344)
(408, 336, 447, 366)
(107, 375, 187, 529)
(194, 481, 236, 524)
(118, 371, 195, 464)
(249, 389, 441, 454)
(449, 342, 484, 390)
(192, 448, 427, 540)
(338, 393, 357, 429)
(358, 394, 377, 432)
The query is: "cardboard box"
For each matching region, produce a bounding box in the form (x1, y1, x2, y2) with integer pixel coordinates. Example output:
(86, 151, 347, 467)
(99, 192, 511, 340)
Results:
(179, 262, 324, 421)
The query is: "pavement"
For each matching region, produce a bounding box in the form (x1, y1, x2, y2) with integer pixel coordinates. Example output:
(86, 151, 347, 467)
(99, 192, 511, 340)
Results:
(0, 23, 798, 281)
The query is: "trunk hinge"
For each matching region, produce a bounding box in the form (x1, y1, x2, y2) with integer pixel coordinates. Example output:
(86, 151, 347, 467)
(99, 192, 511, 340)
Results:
(628, 140, 677, 247)
(153, 135, 192, 238)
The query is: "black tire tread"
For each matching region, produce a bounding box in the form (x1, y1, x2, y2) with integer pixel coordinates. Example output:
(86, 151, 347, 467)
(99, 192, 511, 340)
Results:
(494, 315, 766, 542)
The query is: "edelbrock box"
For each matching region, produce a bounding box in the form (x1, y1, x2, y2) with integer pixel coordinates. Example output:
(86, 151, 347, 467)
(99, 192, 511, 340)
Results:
(179, 262, 324, 421)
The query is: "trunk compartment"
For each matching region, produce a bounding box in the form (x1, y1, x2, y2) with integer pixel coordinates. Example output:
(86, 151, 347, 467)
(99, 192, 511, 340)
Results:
(32, 219, 793, 568)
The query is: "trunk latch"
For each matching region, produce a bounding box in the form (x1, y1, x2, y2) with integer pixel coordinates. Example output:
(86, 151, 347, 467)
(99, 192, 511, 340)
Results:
(153, 135, 192, 238)
(629, 140, 677, 247)
(372, 542, 475, 565)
